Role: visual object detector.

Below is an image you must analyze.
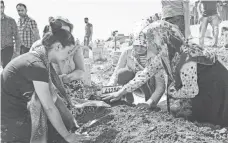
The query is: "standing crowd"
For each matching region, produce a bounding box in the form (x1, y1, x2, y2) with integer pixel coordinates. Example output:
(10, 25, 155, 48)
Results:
(1, 0, 228, 143)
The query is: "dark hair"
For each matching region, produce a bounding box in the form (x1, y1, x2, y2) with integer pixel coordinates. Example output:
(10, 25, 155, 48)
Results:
(56, 19, 73, 32)
(1, 1, 4, 6)
(42, 22, 75, 49)
(16, 3, 27, 10)
(84, 17, 88, 20)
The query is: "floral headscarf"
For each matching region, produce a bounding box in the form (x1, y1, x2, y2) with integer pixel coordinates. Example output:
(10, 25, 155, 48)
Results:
(132, 32, 147, 47)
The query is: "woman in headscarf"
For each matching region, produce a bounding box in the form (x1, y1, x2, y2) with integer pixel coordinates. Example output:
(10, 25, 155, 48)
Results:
(1, 21, 90, 142)
(102, 20, 228, 126)
(107, 31, 166, 108)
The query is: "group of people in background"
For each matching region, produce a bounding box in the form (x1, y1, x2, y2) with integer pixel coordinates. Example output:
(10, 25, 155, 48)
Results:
(191, 0, 228, 25)
(1, 2, 39, 68)
(1, 1, 93, 69)
(161, 0, 228, 47)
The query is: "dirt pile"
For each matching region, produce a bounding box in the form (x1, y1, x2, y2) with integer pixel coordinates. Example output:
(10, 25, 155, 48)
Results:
(70, 58, 228, 143)
(72, 102, 228, 143)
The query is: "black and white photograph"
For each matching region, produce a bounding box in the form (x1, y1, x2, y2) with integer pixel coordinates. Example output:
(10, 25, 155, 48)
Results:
(1, 0, 228, 142)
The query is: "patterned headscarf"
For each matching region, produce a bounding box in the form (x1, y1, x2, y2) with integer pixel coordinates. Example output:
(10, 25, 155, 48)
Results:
(143, 20, 185, 53)
(132, 32, 147, 47)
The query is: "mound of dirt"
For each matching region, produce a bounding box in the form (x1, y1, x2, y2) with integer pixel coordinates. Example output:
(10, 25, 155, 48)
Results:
(72, 102, 228, 143)
(69, 57, 228, 143)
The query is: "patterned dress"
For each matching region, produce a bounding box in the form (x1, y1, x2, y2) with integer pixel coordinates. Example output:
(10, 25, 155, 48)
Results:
(126, 20, 228, 126)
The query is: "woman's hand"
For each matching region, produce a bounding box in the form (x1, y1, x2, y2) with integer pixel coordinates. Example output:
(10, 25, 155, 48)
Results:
(136, 99, 157, 110)
(64, 133, 91, 143)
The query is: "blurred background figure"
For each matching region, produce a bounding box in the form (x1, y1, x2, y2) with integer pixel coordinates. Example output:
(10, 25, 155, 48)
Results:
(83, 17, 93, 58)
(219, 0, 228, 21)
(1, 0, 21, 68)
(198, 0, 221, 47)
(16, 3, 40, 54)
(161, 0, 191, 38)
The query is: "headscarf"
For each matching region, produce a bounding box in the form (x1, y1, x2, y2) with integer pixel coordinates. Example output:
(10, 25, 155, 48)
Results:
(132, 32, 147, 47)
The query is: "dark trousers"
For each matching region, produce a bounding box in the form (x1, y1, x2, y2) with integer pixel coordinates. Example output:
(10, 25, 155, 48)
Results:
(192, 61, 228, 126)
(1, 46, 14, 68)
(20, 45, 30, 55)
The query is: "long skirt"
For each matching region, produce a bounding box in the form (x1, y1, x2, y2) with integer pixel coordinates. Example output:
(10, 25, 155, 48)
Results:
(191, 61, 228, 126)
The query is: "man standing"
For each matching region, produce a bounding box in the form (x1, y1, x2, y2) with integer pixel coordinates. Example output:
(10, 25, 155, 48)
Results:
(1, 1, 21, 68)
(16, 3, 40, 54)
(84, 17, 93, 53)
(198, 0, 221, 47)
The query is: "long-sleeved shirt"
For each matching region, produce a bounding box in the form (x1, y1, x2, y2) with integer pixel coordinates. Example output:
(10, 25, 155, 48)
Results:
(18, 15, 39, 49)
(109, 47, 165, 87)
(1, 14, 20, 49)
(121, 43, 228, 99)
(125, 20, 228, 99)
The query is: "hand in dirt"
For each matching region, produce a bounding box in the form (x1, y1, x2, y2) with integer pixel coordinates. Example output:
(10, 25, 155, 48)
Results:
(101, 92, 123, 102)
(136, 103, 151, 110)
(136, 100, 156, 110)
(65, 133, 92, 143)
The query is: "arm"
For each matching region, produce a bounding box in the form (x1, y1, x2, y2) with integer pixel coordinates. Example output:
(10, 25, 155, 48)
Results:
(118, 55, 164, 96)
(90, 25, 93, 40)
(198, 1, 203, 17)
(217, 1, 223, 18)
(66, 47, 85, 81)
(183, 0, 191, 38)
(33, 81, 70, 139)
(12, 19, 21, 56)
(108, 49, 128, 85)
(30, 20, 40, 41)
(24, 62, 70, 139)
(169, 61, 199, 98)
(147, 72, 166, 106)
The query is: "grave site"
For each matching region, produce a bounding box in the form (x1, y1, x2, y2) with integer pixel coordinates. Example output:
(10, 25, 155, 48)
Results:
(56, 26, 228, 143)
(1, 20, 228, 143)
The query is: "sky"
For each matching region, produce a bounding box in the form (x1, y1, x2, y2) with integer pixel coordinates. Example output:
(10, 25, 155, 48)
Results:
(4, 0, 162, 41)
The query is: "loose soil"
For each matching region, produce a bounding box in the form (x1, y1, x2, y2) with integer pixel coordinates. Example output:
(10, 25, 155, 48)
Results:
(71, 59, 228, 143)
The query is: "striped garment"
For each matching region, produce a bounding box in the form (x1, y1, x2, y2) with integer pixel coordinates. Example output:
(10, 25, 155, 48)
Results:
(135, 53, 147, 72)
(138, 54, 147, 67)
